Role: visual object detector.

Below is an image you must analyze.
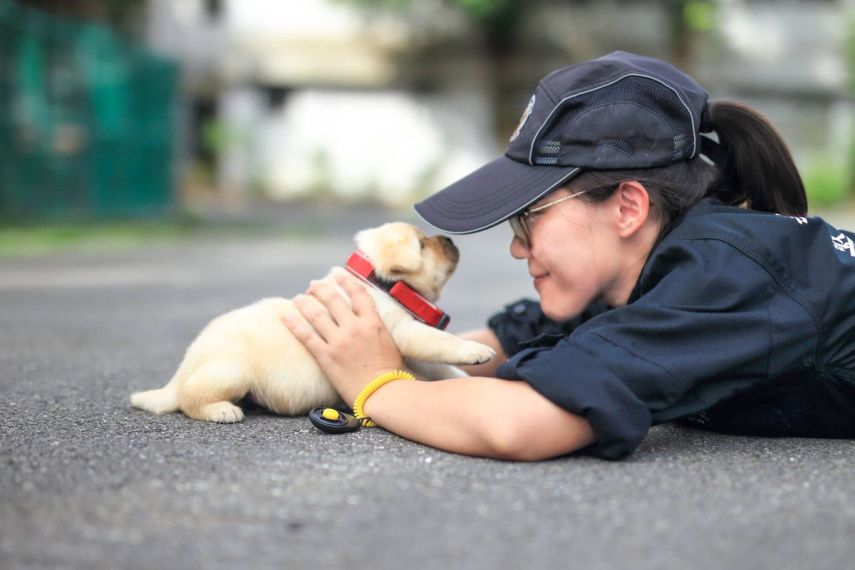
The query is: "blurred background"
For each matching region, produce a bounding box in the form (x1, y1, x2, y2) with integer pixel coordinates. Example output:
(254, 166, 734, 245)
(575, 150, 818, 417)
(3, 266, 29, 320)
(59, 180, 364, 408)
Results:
(3, 0, 855, 238)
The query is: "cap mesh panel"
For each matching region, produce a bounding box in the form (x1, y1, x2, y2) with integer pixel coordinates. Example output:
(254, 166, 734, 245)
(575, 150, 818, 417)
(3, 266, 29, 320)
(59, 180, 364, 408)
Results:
(534, 75, 693, 164)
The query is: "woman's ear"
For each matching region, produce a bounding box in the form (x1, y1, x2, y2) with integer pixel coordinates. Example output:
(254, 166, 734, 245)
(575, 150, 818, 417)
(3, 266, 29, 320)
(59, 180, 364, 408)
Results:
(614, 181, 651, 238)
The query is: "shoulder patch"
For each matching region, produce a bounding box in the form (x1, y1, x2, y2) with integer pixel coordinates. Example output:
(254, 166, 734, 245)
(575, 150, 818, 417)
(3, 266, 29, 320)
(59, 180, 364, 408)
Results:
(831, 232, 855, 257)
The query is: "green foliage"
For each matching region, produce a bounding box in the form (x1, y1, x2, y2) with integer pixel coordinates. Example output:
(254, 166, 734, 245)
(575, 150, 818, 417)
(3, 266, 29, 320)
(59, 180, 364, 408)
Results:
(336, 0, 517, 22)
(452, 0, 518, 22)
(342, 0, 711, 27)
(0, 219, 200, 258)
(683, 0, 716, 33)
(0, 213, 326, 258)
(803, 157, 851, 207)
(201, 119, 234, 156)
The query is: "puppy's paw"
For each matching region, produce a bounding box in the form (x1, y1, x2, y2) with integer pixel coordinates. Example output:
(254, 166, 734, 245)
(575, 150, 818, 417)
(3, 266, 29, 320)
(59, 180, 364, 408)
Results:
(200, 401, 245, 423)
(452, 341, 496, 365)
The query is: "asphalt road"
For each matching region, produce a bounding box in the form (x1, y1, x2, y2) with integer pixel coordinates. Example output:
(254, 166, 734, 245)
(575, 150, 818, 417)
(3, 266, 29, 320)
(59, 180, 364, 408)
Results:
(1, 202, 854, 570)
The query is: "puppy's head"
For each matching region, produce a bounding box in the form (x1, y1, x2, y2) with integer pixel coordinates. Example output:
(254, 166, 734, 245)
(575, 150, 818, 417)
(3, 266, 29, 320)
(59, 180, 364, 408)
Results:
(355, 222, 459, 302)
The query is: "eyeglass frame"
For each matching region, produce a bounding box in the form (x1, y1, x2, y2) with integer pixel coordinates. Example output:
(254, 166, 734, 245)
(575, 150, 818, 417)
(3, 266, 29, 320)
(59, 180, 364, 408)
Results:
(508, 189, 589, 249)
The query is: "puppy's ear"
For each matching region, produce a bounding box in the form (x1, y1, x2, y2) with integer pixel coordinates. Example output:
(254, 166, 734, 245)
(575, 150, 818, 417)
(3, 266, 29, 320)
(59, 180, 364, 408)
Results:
(355, 223, 423, 279)
(354, 228, 374, 252)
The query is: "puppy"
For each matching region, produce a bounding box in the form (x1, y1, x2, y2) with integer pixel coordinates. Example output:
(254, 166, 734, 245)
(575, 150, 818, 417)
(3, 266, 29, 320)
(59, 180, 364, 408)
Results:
(130, 222, 495, 423)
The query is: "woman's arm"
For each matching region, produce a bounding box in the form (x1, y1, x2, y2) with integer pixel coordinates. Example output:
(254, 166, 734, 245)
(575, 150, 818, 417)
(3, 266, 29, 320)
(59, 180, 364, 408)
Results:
(363, 375, 596, 461)
(282, 273, 595, 461)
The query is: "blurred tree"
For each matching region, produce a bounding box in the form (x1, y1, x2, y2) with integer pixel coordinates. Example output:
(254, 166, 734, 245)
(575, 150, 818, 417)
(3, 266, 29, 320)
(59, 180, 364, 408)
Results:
(669, 0, 717, 69)
(340, 0, 716, 136)
(341, 0, 521, 76)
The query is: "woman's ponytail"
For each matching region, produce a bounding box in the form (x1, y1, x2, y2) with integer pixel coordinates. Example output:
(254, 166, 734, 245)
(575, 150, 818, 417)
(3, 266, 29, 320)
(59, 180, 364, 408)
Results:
(708, 101, 808, 216)
(570, 99, 808, 242)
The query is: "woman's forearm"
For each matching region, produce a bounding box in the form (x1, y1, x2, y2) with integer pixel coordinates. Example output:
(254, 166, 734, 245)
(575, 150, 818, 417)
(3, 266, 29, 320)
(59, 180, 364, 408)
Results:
(363, 376, 596, 461)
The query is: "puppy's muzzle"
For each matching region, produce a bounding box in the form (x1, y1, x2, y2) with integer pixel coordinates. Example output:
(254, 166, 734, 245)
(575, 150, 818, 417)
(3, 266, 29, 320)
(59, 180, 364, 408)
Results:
(438, 235, 459, 265)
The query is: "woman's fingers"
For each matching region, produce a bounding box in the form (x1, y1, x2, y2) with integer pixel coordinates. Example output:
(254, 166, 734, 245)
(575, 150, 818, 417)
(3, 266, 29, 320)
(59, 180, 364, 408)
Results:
(281, 310, 327, 356)
(336, 273, 376, 318)
(293, 293, 338, 342)
(306, 279, 355, 325)
(286, 273, 383, 351)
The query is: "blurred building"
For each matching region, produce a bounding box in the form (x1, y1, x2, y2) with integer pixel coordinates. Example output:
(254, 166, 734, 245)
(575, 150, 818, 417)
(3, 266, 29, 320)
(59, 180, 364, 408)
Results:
(145, 0, 498, 205)
(144, 0, 855, 206)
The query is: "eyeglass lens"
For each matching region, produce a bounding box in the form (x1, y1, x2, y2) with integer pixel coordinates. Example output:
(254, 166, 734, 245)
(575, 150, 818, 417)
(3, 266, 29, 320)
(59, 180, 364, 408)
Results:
(509, 215, 529, 248)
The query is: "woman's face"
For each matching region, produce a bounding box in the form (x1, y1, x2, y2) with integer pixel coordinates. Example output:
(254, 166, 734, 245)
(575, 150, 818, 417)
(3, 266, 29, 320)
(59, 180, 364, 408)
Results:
(509, 188, 626, 320)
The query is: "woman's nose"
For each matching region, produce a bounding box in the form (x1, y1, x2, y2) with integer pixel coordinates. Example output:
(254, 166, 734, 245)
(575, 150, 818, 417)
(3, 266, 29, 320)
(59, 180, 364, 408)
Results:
(509, 234, 529, 259)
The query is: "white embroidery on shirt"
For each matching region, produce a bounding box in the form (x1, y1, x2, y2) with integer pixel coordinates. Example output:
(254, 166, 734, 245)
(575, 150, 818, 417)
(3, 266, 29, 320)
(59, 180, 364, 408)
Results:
(774, 214, 809, 225)
(831, 232, 855, 257)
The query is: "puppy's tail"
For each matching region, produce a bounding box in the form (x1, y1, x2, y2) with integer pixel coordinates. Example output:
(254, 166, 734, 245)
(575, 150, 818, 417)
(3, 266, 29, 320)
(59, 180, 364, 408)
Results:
(130, 384, 179, 415)
(130, 364, 187, 415)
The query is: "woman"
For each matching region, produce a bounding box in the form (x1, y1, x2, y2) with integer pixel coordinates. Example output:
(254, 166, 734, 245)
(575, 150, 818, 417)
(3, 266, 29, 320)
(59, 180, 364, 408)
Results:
(282, 51, 855, 460)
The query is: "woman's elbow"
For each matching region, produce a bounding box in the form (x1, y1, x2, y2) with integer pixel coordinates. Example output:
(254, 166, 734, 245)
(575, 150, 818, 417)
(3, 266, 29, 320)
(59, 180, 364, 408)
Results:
(483, 409, 596, 462)
(488, 439, 553, 462)
(484, 423, 584, 462)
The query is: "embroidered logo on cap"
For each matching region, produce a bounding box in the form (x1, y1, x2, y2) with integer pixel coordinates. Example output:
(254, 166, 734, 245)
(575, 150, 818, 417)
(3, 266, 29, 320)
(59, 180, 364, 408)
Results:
(509, 94, 536, 142)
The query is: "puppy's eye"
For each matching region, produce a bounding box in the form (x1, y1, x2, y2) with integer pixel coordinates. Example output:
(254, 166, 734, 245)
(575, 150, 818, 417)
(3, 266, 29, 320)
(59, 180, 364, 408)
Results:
(419, 239, 426, 251)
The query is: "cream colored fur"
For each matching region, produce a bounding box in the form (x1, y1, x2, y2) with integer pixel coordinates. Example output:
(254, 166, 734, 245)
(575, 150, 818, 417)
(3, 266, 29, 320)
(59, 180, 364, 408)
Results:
(130, 222, 495, 423)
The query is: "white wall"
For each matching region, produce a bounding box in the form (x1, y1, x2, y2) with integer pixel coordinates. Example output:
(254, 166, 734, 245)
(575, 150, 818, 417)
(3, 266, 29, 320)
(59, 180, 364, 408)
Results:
(146, 0, 496, 203)
(219, 84, 498, 203)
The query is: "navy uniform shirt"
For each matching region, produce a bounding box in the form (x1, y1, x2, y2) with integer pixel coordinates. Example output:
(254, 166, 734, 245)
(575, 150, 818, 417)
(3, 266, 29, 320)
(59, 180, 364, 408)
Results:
(489, 198, 855, 460)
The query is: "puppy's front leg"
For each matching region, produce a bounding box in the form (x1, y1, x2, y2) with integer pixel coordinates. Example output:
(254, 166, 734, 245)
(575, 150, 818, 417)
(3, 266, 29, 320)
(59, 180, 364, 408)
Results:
(405, 359, 467, 380)
(392, 320, 495, 365)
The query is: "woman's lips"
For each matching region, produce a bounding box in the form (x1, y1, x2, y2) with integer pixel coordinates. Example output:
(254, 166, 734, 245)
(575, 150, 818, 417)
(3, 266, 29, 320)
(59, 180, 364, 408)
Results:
(533, 273, 549, 288)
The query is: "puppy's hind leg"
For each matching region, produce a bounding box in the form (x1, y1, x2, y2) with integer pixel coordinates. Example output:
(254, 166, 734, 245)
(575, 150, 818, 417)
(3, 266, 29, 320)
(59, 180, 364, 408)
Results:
(178, 362, 249, 423)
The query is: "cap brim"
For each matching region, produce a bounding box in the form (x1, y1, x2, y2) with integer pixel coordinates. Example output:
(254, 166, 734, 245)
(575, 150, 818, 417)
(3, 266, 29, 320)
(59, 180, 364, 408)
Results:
(413, 156, 581, 234)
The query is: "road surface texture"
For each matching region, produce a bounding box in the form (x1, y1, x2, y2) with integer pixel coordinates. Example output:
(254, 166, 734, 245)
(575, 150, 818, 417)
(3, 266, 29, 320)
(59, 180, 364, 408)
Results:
(2, 201, 854, 570)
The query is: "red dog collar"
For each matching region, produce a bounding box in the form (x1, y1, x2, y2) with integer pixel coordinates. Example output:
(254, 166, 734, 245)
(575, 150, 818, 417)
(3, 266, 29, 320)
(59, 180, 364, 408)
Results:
(345, 250, 450, 330)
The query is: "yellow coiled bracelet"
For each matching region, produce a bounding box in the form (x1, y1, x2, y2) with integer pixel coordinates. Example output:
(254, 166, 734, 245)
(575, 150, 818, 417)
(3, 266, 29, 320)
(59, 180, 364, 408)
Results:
(353, 369, 416, 427)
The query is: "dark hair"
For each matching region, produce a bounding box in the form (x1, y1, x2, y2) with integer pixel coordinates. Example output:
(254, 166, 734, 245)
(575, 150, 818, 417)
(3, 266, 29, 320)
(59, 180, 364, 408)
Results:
(569, 100, 808, 238)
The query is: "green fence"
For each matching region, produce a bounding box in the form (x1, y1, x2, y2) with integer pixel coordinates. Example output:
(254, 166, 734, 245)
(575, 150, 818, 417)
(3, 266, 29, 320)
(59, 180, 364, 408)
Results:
(0, 1, 180, 220)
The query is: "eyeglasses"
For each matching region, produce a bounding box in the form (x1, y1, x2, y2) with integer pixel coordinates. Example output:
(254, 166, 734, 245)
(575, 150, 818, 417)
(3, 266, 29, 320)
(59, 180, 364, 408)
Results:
(509, 189, 589, 249)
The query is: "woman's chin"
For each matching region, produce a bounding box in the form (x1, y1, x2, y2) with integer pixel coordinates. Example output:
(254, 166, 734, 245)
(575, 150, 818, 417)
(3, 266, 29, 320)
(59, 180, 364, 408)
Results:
(540, 302, 577, 322)
(539, 294, 591, 322)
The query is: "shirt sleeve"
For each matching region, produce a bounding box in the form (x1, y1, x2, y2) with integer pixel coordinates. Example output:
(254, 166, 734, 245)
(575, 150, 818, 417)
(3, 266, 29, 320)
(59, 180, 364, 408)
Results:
(497, 238, 799, 460)
(487, 298, 612, 357)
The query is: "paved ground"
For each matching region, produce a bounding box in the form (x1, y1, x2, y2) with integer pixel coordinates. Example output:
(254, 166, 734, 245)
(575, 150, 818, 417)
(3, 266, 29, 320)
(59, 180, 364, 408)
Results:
(2, 202, 855, 570)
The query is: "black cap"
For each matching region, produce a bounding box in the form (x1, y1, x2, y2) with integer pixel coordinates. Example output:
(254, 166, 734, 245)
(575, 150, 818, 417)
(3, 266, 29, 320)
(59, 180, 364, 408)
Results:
(414, 51, 712, 234)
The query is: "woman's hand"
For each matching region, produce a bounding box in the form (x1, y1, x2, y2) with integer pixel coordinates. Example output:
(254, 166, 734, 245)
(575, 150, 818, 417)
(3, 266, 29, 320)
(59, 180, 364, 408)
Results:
(281, 272, 405, 406)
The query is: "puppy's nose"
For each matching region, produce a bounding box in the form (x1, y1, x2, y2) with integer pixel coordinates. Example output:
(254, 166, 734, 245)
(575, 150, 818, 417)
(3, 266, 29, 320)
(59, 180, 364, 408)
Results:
(438, 235, 459, 263)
